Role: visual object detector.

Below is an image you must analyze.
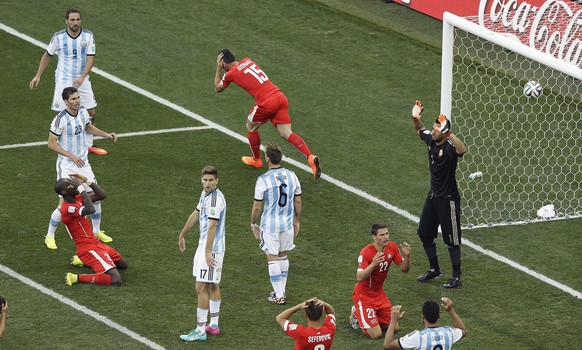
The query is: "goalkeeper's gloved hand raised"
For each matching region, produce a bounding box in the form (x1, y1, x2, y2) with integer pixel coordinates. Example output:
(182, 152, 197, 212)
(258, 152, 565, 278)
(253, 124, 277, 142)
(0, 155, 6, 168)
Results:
(436, 114, 452, 137)
(411, 100, 423, 119)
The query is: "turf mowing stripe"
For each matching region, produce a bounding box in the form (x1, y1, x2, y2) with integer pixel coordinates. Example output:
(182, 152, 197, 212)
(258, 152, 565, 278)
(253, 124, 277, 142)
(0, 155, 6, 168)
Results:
(2, 22, 580, 301)
(0, 264, 166, 350)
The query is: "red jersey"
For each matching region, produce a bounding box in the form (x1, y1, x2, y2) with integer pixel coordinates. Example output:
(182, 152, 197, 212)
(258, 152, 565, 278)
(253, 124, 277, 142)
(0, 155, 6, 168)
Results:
(221, 58, 281, 102)
(284, 314, 336, 350)
(354, 243, 403, 298)
(60, 195, 99, 246)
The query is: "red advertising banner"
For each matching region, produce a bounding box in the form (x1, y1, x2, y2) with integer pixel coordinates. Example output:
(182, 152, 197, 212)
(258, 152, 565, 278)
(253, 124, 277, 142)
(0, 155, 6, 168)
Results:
(392, 0, 561, 20)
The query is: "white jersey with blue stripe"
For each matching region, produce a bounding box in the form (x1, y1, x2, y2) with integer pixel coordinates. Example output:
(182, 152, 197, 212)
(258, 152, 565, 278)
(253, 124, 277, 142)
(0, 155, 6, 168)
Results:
(398, 326, 463, 350)
(47, 29, 95, 85)
(50, 108, 91, 165)
(254, 167, 302, 234)
(196, 188, 226, 254)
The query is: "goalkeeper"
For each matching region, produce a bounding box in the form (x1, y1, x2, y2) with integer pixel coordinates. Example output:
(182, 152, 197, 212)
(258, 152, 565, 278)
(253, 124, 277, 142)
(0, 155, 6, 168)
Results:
(411, 101, 467, 289)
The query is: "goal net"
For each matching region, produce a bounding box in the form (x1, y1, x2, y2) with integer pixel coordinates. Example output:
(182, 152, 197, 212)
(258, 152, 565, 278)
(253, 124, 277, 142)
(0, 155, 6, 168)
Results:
(441, 1, 582, 228)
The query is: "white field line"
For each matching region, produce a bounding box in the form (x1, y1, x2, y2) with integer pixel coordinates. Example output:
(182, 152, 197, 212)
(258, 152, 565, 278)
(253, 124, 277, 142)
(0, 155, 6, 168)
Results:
(0, 126, 213, 150)
(0, 15, 579, 322)
(0, 264, 166, 350)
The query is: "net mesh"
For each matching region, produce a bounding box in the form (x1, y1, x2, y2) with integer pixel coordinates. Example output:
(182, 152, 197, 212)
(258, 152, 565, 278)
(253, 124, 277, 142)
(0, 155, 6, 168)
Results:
(450, 28, 581, 228)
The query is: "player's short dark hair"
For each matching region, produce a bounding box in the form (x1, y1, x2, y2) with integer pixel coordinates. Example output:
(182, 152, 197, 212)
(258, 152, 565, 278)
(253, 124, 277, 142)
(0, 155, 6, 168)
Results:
(371, 223, 387, 236)
(66, 8, 81, 20)
(305, 300, 323, 321)
(265, 143, 283, 164)
(62, 87, 78, 101)
(54, 178, 69, 195)
(0, 295, 6, 313)
(201, 165, 218, 178)
(220, 49, 236, 63)
(422, 300, 440, 324)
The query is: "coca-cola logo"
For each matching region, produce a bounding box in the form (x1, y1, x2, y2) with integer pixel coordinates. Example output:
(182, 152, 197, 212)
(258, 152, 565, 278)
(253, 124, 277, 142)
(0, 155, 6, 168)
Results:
(477, 0, 582, 67)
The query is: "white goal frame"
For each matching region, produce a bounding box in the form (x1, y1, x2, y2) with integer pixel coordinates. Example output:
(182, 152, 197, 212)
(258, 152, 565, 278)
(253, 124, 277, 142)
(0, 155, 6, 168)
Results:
(441, 7, 582, 228)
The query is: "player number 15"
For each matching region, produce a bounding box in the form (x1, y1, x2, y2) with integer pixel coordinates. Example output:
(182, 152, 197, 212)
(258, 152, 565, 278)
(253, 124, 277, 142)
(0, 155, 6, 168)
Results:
(244, 64, 269, 84)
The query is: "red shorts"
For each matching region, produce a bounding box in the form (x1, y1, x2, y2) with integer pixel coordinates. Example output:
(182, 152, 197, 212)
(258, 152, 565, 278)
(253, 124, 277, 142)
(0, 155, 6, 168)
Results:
(77, 241, 123, 274)
(352, 289, 393, 329)
(247, 91, 291, 126)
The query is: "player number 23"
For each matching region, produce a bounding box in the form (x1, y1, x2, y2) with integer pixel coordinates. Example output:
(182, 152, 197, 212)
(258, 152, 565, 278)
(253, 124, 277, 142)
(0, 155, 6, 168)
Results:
(244, 64, 269, 84)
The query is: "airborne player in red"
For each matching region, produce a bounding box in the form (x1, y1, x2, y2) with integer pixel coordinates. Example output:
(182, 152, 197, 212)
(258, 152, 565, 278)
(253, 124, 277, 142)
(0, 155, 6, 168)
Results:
(214, 49, 321, 180)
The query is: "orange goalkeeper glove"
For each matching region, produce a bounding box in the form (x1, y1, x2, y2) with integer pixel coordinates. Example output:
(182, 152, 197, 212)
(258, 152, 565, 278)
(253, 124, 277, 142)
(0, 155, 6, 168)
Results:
(436, 114, 452, 137)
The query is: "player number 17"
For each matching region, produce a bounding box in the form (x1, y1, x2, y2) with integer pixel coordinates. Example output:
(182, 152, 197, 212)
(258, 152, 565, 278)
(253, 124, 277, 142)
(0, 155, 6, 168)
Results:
(243, 64, 269, 84)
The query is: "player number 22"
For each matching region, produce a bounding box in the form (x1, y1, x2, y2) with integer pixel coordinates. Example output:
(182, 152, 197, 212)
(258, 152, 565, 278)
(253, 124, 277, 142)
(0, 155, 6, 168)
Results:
(243, 64, 269, 84)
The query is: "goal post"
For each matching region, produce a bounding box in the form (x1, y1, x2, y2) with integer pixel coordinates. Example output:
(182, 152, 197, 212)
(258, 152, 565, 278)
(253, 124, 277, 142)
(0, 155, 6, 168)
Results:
(441, 2, 582, 228)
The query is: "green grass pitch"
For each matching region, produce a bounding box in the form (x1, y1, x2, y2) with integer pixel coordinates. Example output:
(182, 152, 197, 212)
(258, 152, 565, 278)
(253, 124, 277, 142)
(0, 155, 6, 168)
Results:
(0, 1, 580, 349)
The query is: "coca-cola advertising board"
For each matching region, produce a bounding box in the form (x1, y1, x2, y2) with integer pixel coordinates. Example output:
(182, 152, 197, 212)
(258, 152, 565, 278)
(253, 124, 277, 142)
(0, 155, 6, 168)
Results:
(395, 0, 582, 68)
(392, 0, 568, 20)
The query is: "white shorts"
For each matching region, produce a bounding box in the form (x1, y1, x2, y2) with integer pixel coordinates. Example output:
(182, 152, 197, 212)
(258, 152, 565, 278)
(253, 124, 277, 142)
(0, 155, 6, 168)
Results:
(259, 229, 296, 256)
(56, 161, 97, 192)
(193, 246, 224, 284)
(52, 78, 97, 112)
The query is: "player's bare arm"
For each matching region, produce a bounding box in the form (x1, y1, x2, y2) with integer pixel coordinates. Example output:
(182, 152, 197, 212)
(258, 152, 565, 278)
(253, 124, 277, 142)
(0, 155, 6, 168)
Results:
(293, 196, 302, 237)
(442, 297, 468, 338)
(69, 173, 107, 203)
(383, 305, 405, 350)
(250, 200, 262, 240)
(73, 55, 94, 88)
(29, 52, 52, 89)
(448, 133, 468, 155)
(275, 300, 307, 327)
(398, 241, 411, 272)
(68, 176, 96, 215)
(85, 124, 117, 141)
(0, 299, 8, 338)
(205, 219, 218, 267)
(178, 209, 200, 252)
(214, 53, 226, 92)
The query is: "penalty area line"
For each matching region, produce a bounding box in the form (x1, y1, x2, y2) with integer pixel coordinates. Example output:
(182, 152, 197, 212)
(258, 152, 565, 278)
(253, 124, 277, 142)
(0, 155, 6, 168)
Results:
(0, 126, 213, 150)
(0, 264, 166, 350)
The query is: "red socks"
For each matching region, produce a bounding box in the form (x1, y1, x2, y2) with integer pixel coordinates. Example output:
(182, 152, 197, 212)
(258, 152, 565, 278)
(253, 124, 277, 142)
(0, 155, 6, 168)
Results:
(287, 133, 311, 157)
(79, 273, 112, 285)
(249, 131, 312, 159)
(247, 131, 261, 160)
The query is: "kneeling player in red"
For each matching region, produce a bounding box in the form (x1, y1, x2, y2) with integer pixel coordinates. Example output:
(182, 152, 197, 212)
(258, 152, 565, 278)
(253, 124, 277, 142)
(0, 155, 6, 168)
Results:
(350, 223, 411, 339)
(55, 174, 127, 286)
(276, 297, 336, 349)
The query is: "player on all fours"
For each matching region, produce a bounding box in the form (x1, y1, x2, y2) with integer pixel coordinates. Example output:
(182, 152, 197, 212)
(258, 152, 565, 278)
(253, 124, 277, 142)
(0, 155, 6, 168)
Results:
(56, 174, 127, 286)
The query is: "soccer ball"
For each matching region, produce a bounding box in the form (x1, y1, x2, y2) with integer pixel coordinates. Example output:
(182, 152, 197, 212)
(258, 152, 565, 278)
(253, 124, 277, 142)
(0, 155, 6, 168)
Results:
(523, 80, 543, 98)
